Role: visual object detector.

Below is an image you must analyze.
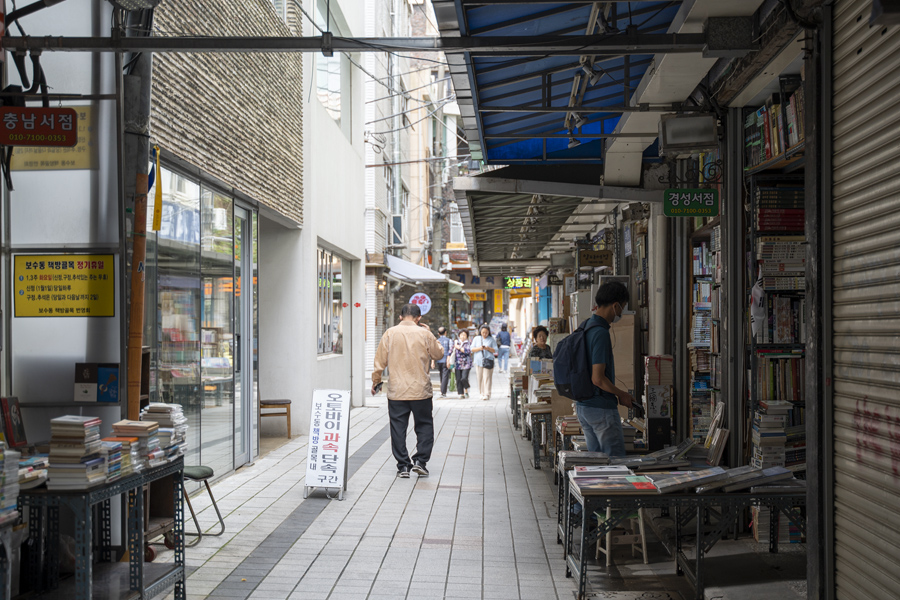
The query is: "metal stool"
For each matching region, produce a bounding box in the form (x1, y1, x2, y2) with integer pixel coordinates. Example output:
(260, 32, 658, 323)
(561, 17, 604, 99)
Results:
(595, 507, 648, 567)
(260, 398, 292, 439)
(184, 465, 225, 546)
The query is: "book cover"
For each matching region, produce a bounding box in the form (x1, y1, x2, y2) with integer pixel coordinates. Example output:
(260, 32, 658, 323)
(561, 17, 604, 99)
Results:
(721, 466, 792, 492)
(572, 465, 632, 477)
(1, 397, 27, 448)
(572, 475, 658, 494)
(651, 466, 728, 494)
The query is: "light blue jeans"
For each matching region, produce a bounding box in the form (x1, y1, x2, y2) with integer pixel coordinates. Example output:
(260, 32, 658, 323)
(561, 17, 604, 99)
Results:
(575, 403, 626, 457)
(498, 346, 510, 371)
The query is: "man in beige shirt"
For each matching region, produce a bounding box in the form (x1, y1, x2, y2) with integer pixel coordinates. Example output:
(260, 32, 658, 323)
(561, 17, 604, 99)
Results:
(372, 303, 444, 478)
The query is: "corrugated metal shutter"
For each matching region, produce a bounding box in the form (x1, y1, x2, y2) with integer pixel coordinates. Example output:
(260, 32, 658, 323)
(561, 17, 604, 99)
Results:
(832, 1, 900, 598)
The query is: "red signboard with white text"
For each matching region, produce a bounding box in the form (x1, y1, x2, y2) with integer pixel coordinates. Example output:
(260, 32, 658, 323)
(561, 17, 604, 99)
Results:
(0, 107, 78, 147)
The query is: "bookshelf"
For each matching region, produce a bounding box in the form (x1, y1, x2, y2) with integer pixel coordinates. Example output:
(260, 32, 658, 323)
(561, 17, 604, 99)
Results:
(689, 226, 715, 444)
(742, 74, 808, 480)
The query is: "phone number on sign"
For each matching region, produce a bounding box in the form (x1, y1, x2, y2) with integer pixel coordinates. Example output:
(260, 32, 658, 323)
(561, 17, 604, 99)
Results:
(5, 134, 70, 143)
(668, 207, 714, 215)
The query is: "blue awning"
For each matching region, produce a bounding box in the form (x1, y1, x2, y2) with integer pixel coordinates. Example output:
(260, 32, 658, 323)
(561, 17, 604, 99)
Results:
(434, 1, 681, 164)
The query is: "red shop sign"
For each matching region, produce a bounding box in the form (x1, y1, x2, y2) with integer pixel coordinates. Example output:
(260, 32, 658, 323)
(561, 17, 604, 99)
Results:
(0, 107, 79, 147)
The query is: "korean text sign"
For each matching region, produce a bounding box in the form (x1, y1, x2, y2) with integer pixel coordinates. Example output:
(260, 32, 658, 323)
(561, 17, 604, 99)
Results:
(14, 254, 115, 317)
(663, 188, 719, 217)
(0, 107, 78, 147)
(503, 276, 532, 290)
(305, 389, 351, 490)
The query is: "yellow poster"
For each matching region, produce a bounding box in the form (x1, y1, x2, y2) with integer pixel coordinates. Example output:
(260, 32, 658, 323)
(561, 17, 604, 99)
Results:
(14, 254, 115, 317)
(11, 106, 96, 171)
(467, 292, 486, 302)
(494, 289, 504, 313)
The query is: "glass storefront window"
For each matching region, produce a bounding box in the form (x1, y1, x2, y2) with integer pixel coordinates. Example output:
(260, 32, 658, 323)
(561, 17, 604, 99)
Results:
(201, 187, 235, 478)
(146, 167, 202, 469)
(317, 248, 343, 354)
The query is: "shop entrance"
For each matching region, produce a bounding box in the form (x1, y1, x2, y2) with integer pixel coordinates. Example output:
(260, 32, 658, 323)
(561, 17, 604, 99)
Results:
(233, 206, 254, 467)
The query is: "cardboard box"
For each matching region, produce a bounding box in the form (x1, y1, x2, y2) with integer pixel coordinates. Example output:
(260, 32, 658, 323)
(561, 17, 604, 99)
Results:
(75, 363, 119, 403)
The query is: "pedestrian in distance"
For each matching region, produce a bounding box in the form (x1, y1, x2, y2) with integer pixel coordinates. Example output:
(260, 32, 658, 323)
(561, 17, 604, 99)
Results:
(372, 303, 444, 478)
(574, 281, 636, 457)
(434, 326, 452, 398)
(496, 323, 512, 373)
(472, 324, 498, 401)
(530, 325, 553, 359)
(453, 330, 473, 398)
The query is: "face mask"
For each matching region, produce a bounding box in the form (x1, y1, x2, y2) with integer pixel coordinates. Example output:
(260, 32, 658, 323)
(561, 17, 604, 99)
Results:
(612, 304, 623, 324)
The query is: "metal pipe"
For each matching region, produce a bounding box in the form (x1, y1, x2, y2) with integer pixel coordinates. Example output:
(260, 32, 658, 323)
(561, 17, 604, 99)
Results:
(478, 104, 706, 113)
(0, 32, 710, 54)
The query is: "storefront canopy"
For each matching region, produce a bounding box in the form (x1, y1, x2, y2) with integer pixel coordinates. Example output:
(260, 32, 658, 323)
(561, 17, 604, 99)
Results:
(385, 254, 452, 285)
(432, 0, 763, 173)
(452, 166, 661, 277)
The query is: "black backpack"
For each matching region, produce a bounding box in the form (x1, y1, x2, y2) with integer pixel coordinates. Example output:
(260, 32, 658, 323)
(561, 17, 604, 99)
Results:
(552, 319, 600, 400)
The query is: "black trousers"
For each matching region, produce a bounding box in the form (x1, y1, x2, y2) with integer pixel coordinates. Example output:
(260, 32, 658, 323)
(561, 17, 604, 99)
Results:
(456, 368, 471, 392)
(388, 398, 434, 469)
(437, 363, 451, 395)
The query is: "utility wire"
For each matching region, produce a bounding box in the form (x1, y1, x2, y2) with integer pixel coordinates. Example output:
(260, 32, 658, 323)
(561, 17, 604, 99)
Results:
(365, 94, 456, 125)
(368, 76, 450, 104)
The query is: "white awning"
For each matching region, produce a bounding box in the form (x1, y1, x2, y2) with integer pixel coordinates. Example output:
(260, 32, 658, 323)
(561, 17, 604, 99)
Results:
(385, 254, 449, 284)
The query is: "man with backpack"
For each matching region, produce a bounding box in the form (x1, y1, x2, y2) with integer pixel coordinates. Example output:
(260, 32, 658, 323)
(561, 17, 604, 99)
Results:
(554, 281, 637, 456)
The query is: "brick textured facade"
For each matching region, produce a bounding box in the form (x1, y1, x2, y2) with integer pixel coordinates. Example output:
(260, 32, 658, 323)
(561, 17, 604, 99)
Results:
(150, 0, 303, 225)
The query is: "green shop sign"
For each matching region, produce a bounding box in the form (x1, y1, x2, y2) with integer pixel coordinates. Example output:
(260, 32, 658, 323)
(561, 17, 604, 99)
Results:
(664, 188, 719, 217)
(504, 276, 532, 290)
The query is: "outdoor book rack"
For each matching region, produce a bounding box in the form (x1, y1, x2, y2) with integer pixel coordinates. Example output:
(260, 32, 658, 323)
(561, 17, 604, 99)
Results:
(563, 480, 806, 600)
(18, 457, 186, 600)
(524, 411, 552, 469)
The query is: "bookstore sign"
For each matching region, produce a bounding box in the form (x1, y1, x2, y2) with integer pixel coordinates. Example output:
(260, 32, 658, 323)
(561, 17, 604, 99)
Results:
(663, 188, 719, 217)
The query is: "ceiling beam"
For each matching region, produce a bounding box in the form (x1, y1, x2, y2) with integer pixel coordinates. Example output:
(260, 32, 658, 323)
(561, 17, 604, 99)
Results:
(479, 103, 705, 113)
(456, 177, 663, 203)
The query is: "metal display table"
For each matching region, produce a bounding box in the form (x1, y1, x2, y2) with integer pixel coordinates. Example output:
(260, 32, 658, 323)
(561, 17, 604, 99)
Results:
(509, 382, 522, 430)
(19, 457, 186, 600)
(524, 411, 552, 469)
(563, 478, 806, 600)
(552, 428, 580, 485)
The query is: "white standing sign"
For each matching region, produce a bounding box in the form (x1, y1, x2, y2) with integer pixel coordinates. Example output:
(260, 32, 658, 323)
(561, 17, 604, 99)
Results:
(304, 389, 351, 500)
(646, 385, 672, 419)
(409, 292, 432, 315)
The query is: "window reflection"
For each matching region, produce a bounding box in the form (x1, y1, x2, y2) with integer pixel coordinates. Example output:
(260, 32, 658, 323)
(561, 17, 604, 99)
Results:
(146, 168, 202, 469)
(201, 188, 235, 477)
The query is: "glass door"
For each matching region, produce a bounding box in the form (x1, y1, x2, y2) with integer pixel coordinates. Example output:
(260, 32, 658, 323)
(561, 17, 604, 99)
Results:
(233, 206, 253, 467)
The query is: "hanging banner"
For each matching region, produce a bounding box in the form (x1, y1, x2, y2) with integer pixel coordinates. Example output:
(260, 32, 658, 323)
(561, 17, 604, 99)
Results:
(493, 289, 503, 313)
(409, 292, 432, 315)
(14, 254, 115, 317)
(663, 188, 719, 217)
(305, 389, 351, 498)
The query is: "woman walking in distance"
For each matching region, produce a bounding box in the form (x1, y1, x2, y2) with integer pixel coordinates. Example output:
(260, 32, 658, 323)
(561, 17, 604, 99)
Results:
(472, 325, 499, 401)
(453, 330, 473, 398)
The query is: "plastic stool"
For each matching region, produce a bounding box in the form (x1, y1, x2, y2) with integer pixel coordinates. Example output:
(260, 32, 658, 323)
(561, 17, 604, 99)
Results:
(595, 507, 648, 567)
(183, 465, 225, 546)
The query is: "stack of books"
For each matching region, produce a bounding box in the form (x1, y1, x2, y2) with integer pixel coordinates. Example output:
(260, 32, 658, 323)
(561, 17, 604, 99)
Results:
(112, 420, 165, 469)
(644, 355, 674, 422)
(140, 403, 188, 460)
(0, 444, 20, 526)
(18, 453, 49, 490)
(556, 415, 582, 436)
(48, 416, 107, 490)
(690, 374, 713, 443)
(750, 402, 792, 469)
(752, 505, 797, 544)
(557, 451, 609, 472)
(103, 436, 140, 476)
(622, 424, 637, 452)
(690, 348, 711, 372)
(784, 423, 807, 474)
(101, 440, 123, 483)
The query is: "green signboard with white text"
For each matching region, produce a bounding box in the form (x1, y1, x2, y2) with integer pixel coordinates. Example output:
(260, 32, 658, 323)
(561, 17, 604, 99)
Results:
(663, 188, 719, 217)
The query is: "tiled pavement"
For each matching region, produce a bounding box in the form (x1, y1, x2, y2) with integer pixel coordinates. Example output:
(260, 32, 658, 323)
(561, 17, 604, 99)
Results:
(157, 368, 579, 600)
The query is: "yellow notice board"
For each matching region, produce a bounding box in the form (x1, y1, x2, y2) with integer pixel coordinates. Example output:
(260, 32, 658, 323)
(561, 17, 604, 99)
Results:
(494, 289, 504, 313)
(11, 106, 96, 171)
(14, 254, 115, 317)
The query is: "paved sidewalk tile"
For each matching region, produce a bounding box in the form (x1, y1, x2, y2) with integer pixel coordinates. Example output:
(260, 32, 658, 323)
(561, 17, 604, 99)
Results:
(155, 365, 579, 600)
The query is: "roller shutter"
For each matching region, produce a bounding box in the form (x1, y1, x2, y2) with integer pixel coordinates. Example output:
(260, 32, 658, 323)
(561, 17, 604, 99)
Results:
(832, 1, 900, 598)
